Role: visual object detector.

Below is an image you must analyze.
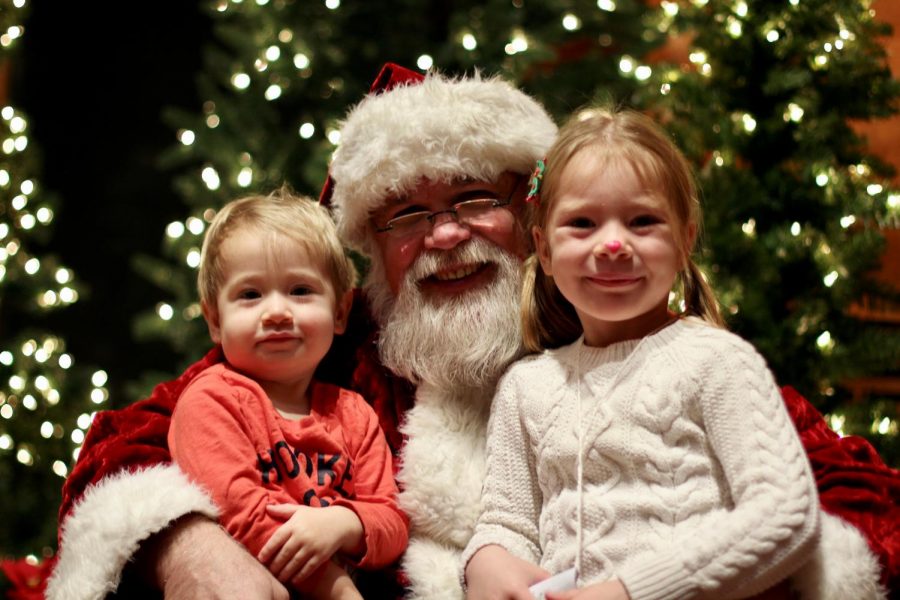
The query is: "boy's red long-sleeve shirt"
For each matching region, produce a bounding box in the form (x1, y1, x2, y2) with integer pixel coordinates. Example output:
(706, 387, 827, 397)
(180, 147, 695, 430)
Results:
(167, 362, 408, 568)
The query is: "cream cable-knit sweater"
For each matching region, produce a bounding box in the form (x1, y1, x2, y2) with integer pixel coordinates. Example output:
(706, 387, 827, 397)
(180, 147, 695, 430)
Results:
(463, 318, 820, 600)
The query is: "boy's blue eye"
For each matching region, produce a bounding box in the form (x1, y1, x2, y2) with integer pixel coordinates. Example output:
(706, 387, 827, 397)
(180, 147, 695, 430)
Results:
(238, 289, 260, 300)
(291, 285, 313, 296)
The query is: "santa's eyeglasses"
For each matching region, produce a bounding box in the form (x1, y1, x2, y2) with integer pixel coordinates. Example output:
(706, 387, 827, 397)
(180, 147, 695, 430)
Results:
(374, 183, 520, 239)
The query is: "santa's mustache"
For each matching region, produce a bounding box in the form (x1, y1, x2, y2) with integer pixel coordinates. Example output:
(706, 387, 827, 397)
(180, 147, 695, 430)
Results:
(406, 240, 501, 286)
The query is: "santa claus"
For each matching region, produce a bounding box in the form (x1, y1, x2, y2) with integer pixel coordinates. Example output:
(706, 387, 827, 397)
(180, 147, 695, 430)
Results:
(48, 64, 898, 600)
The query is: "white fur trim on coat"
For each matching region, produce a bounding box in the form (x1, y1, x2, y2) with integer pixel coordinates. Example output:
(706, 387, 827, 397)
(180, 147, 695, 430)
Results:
(47, 464, 219, 600)
(791, 510, 887, 600)
(397, 384, 491, 599)
(330, 71, 557, 254)
(403, 536, 467, 600)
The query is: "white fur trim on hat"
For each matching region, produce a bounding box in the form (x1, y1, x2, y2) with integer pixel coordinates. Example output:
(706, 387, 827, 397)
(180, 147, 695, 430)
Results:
(47, 464, 219, 600)
(329, 70, 557, 254)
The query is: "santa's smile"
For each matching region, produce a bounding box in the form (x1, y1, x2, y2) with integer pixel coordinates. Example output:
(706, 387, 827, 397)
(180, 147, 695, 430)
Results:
(419, 261, 495, 293)
(431, 262, 484, 281)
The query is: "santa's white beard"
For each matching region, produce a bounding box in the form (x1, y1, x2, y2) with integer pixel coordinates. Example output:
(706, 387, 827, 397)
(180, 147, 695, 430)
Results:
(365, 238, 524, 392)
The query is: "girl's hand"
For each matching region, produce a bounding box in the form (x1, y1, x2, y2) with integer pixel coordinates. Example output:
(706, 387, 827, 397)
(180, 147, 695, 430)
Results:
(464, 544, 551, 600)
(546, 579, 630, 600)
(257, 504, 364, 585)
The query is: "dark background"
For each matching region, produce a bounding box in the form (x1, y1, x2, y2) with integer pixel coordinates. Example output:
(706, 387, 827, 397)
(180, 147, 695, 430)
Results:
(13, 3, 212, 393)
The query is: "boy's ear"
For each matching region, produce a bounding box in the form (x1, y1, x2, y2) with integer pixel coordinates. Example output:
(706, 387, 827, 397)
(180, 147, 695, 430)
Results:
(533, 226, 553, 276)
(333, 290, 353, 335)
(202, 301, 222, 344)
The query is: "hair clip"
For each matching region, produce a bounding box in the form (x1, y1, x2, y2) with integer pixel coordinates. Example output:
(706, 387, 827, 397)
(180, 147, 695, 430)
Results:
(526, 158, 545, 205)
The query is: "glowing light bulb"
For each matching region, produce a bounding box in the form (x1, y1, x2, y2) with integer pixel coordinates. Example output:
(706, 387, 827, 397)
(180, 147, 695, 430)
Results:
(53, 461, 68, 477)
(265, 84, 282, 101)
(167, 221, 185, 238)
(416, 55, 433, 71)
(90, 370, 107, 387)
(186, 249, 201, 268)
(562, 14, 581, 31)
(237, 167, 253, 187)
(201, 166, 221, 190)
(232, 73, 251, 90)
(187, 217, 205, 235)
(157, 303, 175, 321)
(741, 219, 756, 236)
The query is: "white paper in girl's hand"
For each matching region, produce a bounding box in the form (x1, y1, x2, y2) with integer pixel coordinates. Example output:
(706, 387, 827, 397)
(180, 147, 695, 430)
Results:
(528, 567, 577, 599)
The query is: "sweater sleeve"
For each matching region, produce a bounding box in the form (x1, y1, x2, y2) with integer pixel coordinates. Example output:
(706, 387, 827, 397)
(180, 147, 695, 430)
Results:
(330, 390, 409, 569)
(461, 367, 543, 575)
(619, 337, 820, 600)
(168, 375, 300, 558)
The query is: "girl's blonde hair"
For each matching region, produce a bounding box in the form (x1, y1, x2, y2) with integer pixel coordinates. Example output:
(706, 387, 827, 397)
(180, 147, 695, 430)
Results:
(198, 186, 357, 310)
(522, 106, 723, 352)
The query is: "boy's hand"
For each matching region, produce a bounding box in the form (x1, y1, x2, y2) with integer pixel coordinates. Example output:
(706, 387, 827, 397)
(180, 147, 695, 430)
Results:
(258, 504, 364, 584)
(546, 579, 629, 600)
(465, 544, 550, 600)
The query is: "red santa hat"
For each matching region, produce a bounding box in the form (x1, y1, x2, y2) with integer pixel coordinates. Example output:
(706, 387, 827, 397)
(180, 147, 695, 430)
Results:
(321, 63, 558, 254)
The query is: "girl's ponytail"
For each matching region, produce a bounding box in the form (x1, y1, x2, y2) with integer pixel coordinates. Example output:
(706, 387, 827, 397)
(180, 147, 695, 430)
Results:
(682, 259, 724, 328)
(522, 254, 583, 352)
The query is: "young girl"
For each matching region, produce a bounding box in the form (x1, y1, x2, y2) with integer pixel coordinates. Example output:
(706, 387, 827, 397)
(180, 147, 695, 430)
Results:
(462, 107, 820, 600)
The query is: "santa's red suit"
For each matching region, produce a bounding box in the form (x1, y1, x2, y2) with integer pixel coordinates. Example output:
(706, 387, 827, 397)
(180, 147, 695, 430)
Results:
(49, 65, 900, 600)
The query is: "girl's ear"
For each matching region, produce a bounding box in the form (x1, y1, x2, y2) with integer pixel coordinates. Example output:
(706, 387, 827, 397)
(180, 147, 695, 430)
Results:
(202, 302, 222, 344)
(333, 290, 353, 335)
(533, 226, 553, 277)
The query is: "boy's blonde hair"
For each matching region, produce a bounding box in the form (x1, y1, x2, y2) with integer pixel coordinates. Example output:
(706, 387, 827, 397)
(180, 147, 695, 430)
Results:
(522, 106, 723, 352)
(198, 186, 357, 310)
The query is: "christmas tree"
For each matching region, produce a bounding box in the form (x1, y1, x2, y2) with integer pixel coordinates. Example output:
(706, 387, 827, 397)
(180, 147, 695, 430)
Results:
(633, 0, 900, 460)
(136, 0, 899, 464)
(0, 0, 109, 564)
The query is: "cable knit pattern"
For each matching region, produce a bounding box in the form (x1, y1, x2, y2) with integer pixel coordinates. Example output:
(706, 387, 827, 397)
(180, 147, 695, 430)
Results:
(462, 318, 820, 600)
